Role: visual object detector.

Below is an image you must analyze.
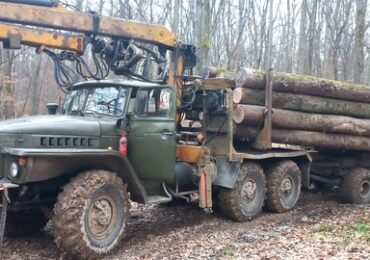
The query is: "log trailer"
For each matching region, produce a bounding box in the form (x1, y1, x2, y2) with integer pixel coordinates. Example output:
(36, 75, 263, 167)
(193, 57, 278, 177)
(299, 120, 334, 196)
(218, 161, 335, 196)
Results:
(0, 0, 367, 259)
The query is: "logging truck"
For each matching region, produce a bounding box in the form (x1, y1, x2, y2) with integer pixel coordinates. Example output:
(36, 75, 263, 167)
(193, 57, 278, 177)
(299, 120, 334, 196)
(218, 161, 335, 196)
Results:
(0, 1, 368, 259)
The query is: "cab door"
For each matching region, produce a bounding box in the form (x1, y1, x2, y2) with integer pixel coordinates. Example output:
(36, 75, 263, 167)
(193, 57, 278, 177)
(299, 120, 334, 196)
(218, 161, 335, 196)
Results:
(127, 87, 176, 184)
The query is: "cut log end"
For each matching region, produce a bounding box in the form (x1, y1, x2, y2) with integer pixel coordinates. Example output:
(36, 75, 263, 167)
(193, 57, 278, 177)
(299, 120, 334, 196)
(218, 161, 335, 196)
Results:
(233, 105, 245, 124)
(233, 88, 244, 104)
(235, 67, 249, 87)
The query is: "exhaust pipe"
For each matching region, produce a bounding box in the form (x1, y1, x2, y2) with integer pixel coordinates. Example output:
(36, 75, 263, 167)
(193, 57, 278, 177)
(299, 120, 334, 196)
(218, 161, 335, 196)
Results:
(0, 0, 58, 7)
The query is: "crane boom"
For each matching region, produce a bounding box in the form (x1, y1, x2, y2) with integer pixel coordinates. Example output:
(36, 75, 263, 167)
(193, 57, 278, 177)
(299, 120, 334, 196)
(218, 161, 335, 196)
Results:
(0, 2, 178, 49)
(0, 23, 84, 52)
(0, 0, 197, 90)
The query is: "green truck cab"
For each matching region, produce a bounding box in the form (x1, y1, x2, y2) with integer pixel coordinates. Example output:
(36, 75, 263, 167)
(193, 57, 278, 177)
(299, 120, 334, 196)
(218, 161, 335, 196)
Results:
(0, 79, 311, 259)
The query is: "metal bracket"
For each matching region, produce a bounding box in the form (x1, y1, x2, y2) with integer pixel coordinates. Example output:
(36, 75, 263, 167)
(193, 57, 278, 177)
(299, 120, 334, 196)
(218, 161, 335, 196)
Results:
(252, 68, 273, 149)
(4, 33, 21, 49)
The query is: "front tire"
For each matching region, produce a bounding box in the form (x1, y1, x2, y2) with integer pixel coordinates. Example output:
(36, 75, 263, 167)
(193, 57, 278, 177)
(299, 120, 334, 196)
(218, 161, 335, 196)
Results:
(265, 160, 301, 213)
(218, 162, 266, 222)
(52, 170, 129, 259)
(341, 168, 370, 204)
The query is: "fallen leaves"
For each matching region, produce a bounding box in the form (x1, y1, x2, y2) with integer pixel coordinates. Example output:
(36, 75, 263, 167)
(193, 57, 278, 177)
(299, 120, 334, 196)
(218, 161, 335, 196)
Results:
(2, 191, 370, 259)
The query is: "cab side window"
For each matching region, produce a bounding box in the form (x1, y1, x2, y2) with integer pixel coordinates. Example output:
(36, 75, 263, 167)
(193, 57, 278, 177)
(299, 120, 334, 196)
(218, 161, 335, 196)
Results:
(135, 88, 171, 117)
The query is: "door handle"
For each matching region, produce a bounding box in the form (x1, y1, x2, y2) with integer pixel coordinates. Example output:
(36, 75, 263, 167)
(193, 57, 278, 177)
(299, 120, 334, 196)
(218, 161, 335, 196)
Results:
(161, 130, 175, 136)
(161, 130, 175, 140)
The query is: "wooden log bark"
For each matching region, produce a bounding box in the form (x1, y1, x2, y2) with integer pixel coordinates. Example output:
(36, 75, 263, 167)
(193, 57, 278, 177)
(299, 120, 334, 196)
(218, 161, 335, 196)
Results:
(233, 104, 370, 136)
(234, 126, 370, 151)
(233, 88, 370, 119)
(235, 68, 370, 103)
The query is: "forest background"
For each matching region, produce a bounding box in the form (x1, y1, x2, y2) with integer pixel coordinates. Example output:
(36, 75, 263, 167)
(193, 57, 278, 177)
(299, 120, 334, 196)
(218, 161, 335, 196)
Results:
(0, 0, 368, 118)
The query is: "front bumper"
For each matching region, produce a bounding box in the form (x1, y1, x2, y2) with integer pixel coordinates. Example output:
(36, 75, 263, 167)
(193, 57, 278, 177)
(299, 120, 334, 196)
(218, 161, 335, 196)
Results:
(0, 178, 18, 191)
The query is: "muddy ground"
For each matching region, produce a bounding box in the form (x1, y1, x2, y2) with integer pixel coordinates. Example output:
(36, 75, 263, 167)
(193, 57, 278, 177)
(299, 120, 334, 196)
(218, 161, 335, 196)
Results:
(2, 190, 370, 260)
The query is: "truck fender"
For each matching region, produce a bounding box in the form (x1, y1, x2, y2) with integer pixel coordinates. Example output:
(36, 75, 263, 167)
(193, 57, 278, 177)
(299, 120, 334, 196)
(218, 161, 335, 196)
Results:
(2, 149, 147, 203)
(97, 156, 147, 203)
(211, 154, 312, 190)
(294, 154, 312, 189)
(212, 156, 240, 189)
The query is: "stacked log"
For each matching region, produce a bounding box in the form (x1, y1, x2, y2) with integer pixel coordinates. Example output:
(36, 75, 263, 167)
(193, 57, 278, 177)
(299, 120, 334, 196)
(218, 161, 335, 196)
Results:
(233, 88, 370, 118)
(234, 126, 370, 151)
(233, 68, 370, 151)
(235, 67, 370, 102)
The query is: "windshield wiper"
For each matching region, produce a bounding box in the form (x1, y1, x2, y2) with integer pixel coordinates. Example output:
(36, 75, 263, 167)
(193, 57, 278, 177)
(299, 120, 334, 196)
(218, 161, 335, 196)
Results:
(67, 110, 85, 116)
(84, 110, 100, 117)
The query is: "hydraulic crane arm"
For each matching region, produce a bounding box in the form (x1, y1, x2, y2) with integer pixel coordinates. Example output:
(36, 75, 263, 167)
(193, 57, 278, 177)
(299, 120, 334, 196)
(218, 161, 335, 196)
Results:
(0, 23, 84, 52)
(0, 0, 196, 89)
(0, 1, 178, 49)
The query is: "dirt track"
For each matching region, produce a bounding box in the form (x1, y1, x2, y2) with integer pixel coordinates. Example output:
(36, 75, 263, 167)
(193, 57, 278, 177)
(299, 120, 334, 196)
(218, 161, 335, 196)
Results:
(3, 190, 370, 260)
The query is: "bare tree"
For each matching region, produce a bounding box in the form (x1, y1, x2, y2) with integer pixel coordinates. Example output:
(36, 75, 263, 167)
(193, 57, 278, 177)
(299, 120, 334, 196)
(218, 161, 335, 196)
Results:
(297, 0, 308, 74)
(354, 0, 367, 83)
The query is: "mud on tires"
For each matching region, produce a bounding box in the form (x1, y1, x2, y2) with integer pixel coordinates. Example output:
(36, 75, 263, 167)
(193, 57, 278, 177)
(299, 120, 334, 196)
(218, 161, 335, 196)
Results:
(5, 208, 48, 237)
(341, 168, 370, 204)
(218, 162, 266, 222)
(52, 170, 129, 259)
(265, 160, 301, 213)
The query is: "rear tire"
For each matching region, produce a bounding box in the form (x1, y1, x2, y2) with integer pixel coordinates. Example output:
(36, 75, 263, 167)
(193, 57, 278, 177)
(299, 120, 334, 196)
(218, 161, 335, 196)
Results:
(218, 162, 266, 222)
(5, 208, 48, 237)
(52, 170, 129, 259)
(265, 160, 301, 213)
(341, 168, 370, 204)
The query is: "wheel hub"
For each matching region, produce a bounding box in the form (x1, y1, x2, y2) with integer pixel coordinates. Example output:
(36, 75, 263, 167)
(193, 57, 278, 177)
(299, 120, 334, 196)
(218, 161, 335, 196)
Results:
(280, 177, 293, 197)
(88, 196, 116, 240)
(241, 179, 257, 204)
(360, 180, 370, 197)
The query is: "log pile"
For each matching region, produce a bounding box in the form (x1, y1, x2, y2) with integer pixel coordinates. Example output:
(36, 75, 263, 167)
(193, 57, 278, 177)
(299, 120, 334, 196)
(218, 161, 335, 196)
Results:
(233, 68, 370, 151)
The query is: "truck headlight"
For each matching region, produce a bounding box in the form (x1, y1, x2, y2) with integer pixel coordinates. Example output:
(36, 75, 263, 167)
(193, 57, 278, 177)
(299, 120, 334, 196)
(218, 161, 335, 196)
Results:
(10, 162, 19, 178)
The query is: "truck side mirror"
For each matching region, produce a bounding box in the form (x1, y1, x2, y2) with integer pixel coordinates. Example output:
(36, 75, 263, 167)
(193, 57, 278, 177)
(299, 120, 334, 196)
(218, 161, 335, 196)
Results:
(46, 103, 59, 115)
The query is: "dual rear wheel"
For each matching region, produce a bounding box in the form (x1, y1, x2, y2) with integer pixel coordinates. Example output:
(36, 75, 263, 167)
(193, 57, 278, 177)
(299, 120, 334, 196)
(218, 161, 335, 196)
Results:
(341, 168, 370, 204)
(218, 160, 302, 222)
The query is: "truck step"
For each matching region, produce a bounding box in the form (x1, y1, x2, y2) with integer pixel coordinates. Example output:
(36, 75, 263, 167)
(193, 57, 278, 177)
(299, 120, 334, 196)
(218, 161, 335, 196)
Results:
(147, 195, 172, 204)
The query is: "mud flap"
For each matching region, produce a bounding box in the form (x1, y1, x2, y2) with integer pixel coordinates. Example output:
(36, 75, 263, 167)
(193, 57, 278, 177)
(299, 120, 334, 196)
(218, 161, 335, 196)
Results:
(212, 156, 240, 189)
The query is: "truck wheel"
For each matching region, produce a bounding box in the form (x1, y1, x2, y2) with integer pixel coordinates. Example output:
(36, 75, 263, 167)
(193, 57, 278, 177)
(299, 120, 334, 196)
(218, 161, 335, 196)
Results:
(341, 168, 370, 204)
(5, 208, 48, 237)
(52, 170, 129, 259)
(218, 162, 266, 222)
(265, 160, 301, 213)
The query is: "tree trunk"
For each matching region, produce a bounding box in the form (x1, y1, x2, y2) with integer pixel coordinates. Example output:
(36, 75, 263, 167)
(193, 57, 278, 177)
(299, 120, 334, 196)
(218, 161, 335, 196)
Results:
(30, 55, 43, 115)
(171, 0, 180, 34)
(354, 0, 367, 83)
(297, 0, 308, 74)
(234, 126, 370, 151)
(263, 0, 274, 70)
(234, 104, 370, 136)
(195, 0, 211, 72)
(233, 88, 370, 119)
(235, 68, 370, 103)
(3, 49, 15, 119)
(75, 0, 84, 11)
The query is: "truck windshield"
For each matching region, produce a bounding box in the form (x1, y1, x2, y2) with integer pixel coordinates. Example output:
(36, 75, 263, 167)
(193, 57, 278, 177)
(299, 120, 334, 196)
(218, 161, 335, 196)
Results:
(63, 86, 129, 117)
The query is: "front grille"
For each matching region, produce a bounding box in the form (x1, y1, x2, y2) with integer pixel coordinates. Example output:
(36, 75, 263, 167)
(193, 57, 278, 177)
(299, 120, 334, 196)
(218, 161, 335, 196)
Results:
(40, 136, 99, 148)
